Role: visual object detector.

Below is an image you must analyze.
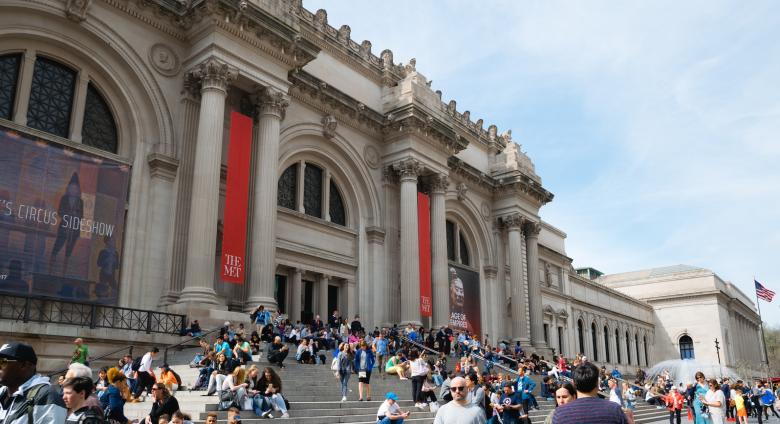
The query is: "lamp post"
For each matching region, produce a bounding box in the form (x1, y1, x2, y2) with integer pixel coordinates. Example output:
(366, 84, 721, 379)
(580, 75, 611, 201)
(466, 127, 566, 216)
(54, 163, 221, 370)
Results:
(715, 338, 723, 379)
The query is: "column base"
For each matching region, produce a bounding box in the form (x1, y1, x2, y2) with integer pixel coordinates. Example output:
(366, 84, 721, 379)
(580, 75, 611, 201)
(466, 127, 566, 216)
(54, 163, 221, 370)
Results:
(245, 296, 278, 313)
(177, 286, 219, 305)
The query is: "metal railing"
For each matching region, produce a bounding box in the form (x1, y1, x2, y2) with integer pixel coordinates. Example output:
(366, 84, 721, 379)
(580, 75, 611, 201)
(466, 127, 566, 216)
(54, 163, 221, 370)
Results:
(0, 293, 186, 335)
(48, 345, 134, 377)
(163, 327, 221, 364)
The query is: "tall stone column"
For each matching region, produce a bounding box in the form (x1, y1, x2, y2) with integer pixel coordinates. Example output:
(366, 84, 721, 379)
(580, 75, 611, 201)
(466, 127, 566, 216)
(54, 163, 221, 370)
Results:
(396, 158, 422, 326)
(319, 274, 330, 319)
(597, 324, 607, 363)
(525, 221, 545, 349)
(638, 333, 647, 367)
(346, 279, 356, 320)
(289, 268, 302, 322)
(429, 174, 449, 328)
(246, 87, 289, 311)
(178, 58, 236, 305)
(628, 330, 636, 365)
(619, 331, 628, 366)
(504, 214, 529, 342)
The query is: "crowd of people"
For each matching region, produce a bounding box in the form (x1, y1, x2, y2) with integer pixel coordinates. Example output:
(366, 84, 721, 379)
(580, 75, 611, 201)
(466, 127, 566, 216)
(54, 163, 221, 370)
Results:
(5, 310, 780, 424)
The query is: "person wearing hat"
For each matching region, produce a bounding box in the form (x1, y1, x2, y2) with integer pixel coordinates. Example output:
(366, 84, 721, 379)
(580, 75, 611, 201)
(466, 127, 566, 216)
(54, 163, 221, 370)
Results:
(434, 376, 487, 424)
(376, 392, 410, 423)
(71, 338, 89, 365)
(0, 341, 67, 423)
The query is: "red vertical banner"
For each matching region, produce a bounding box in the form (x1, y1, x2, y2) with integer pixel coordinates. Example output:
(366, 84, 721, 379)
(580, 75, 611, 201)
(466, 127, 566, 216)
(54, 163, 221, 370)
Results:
(418, 192, 432, 317)
(220, 112, 253, 283)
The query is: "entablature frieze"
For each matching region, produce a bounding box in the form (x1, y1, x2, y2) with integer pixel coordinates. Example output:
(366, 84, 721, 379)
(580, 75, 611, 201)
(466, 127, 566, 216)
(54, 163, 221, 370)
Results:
(383, 104, 467, 156)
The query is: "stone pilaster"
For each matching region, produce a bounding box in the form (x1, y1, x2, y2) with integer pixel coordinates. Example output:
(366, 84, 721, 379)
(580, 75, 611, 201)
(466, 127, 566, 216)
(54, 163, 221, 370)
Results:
(346, 279, 356, 320)
(289, 268, 303, 322)
(429, 174, 449, 328)
(504, 214, 529, 343)
(525, 220, 545, 349)
(395, 158, 422, 326)
(638, 333, 647, 367)
(319, 274, 330, 319)
(13, 50, 36, 126)
(246, 86, 290, 311)
(178, 57, 236, 306)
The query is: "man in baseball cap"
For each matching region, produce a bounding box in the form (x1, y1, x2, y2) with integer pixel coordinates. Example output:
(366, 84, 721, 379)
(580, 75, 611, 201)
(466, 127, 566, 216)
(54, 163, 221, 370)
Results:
(376, 392, 410, 423)
(0, 342, 67, 424)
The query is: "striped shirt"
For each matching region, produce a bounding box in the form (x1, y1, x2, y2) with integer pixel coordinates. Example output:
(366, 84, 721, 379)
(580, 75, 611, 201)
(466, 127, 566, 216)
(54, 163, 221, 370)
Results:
(552, 396, 628, 424)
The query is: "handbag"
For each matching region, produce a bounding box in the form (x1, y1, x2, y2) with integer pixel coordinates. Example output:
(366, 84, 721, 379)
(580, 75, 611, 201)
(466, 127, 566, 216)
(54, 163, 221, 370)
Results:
(358, 371, 367, 378)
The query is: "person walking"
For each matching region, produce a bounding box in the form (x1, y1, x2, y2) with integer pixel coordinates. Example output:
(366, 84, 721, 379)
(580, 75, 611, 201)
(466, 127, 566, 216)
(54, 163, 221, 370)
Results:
(734, 387, 748, 424)
(132, 347, 159, 401)
(71, 338, 89, 365)
(692, 372, 709, 424)
(337, 343, 354, 402)
(621, 381, 636, 424)
(664, 386, 684, 424)
(409, 349, 430, 408)
(551, 363, 628, 424)
(354, 341, 375, 401)
(252, 305, 271, 334)
(701, 379, 726, 424)
(373, 333, 389, 378)
(433, 376, 486, 424)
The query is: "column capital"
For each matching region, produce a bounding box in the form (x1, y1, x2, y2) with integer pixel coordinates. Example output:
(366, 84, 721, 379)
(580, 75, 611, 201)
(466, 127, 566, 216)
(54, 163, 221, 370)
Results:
(429, 174, 449, 194)
(483, 265, 498, 278)
(251, 86, 290, 120)
(320, 274, 331, 281)
(293, 268, 304, 275)
(524, 220, 542, 237)
(185, 57, 237, 94)
(393, 158, 422, 182)
(502, 213, 525, 231)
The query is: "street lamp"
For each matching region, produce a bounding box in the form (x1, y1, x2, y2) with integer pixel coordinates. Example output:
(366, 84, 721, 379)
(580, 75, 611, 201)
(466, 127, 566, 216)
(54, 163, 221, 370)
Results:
(715, 338, 723, 379)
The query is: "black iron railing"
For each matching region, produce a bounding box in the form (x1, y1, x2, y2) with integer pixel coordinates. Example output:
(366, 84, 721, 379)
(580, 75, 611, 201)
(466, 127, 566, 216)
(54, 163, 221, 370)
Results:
(0, 293, 186, 335)
(163, 327, 221, 364)
(48, 345, 134, 377)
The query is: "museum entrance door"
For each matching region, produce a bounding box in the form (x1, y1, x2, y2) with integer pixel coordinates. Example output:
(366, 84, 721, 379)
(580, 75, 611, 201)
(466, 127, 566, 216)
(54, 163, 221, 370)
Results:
(302, 280, 314, 324)
(328, 285, 339, 319)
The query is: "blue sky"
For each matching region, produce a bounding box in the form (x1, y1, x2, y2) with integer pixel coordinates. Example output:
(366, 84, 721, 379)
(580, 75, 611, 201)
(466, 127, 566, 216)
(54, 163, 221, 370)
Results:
(304, 1, 780, 325)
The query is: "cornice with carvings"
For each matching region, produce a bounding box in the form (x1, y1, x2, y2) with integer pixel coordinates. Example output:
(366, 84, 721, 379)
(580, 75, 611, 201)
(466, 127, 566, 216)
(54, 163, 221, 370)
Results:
(288, 70, 384, 137)
(495, 172, 554, 207)
(382, 104, 468, 156)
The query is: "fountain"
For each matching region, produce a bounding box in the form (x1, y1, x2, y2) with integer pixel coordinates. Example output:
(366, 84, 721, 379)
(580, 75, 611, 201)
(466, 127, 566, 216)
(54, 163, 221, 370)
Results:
(645, 359, 744, 385)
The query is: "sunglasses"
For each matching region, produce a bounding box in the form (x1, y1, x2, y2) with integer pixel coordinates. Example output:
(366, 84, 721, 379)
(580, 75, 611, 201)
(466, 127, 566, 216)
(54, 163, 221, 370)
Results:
(450, 386, 467, 392)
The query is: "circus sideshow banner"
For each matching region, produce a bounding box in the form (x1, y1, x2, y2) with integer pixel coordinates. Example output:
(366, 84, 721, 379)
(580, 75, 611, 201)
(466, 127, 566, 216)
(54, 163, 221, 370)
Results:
(449, 264, 482, 337)
(0, 125, 130, 304)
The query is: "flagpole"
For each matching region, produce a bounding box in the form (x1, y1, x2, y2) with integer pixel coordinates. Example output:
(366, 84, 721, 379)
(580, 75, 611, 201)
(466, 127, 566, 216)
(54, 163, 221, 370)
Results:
(755, 277, 771, 376)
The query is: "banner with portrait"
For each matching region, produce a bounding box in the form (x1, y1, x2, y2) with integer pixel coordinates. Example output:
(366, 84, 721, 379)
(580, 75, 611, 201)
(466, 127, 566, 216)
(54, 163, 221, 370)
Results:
(0, 125, 130, 304)
(448, 264, 481, 337)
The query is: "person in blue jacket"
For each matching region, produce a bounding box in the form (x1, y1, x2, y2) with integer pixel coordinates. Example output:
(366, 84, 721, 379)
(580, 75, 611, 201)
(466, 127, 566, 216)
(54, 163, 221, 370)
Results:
(514, 367, 537, 416)
(354, 341, 376, 401)
(611, 366, 623, 380)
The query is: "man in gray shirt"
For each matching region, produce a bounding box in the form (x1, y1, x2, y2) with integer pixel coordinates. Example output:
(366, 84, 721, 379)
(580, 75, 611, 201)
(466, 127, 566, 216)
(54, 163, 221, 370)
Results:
(434, 376, 487, 424)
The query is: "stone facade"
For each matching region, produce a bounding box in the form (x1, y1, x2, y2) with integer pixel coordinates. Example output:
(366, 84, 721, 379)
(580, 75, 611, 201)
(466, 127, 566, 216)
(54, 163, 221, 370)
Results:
(0, 0, 761, 375)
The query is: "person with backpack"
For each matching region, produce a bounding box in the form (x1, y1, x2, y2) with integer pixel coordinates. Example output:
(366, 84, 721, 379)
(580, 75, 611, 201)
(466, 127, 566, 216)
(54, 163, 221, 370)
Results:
(0, 341, 68, 424)
(131, 347, 159, 401)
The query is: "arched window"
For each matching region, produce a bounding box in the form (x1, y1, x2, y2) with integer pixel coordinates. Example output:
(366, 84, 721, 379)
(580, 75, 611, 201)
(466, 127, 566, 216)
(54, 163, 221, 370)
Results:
(27, 57, 76, 138)
(0, 54, 21, 120)
(82, 83, 118, 153)
(577, 320, 585, 355)
(329, 180, 346, 226)
(591, 322, 598, 361)
(679, 335, 695, 359)
(1, 53, 118, 153)
(277, 161, 349, 227)
(277, 165, 297, 210)
(615, 329, 622, 364)
(445, 219, 471, 266)
(303, 164, 323, 218)
(604, 326, 611, 363)
(626, 331, 631, 364)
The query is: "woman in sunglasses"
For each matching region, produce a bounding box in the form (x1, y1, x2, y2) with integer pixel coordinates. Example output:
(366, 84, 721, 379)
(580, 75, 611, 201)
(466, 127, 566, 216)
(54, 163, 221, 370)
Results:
(146, 383, 179, 424)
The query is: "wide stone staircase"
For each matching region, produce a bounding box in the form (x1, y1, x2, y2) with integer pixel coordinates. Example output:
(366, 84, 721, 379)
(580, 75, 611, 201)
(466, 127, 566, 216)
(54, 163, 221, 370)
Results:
(123, 346, 670, 424)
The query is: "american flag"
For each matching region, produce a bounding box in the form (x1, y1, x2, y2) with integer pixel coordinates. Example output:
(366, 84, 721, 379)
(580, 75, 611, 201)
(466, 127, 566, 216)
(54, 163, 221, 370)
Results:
(755, 280, 775, 302)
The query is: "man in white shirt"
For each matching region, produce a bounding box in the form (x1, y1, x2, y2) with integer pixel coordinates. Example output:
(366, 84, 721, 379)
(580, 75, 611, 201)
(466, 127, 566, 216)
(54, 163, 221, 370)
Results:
(376, 392, 410, 423)
(131, 347, 158, 400)
(434, 376, 487, 424)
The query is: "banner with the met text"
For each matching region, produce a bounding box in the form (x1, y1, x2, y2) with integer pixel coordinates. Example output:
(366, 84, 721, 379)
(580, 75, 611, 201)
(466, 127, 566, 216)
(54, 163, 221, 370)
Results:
(0, 125, 130, 304)
(220, 112, 253, 283)
(417, 192, 432, 317)
(449, 264, 481, 337)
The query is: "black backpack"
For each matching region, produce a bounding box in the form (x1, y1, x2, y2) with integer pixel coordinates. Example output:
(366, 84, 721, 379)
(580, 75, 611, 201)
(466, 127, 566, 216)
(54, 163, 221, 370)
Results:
(131, 356, 143, 372)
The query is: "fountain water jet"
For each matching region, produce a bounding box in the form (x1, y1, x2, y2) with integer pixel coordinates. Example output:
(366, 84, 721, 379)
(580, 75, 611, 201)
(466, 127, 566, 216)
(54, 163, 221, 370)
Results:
(646, 359, 743, 386)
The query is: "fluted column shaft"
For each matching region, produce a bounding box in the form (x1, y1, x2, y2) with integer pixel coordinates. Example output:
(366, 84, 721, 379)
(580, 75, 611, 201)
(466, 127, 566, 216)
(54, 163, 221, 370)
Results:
(319, 274, 330, 319)
(246, 87, 289, 311)
(597, 325, 607, 363)
(290, 268, 302, 323)
(628, 331, 636, 365)
(346, 279, 356, 319)
(397, 159, 421, 326)
(430, 175, 449, 328)
(179, 58, 235, 305)
(505, 214, 529, 342)
(525, 221, 545, 348)
(638, 335, 647, 367)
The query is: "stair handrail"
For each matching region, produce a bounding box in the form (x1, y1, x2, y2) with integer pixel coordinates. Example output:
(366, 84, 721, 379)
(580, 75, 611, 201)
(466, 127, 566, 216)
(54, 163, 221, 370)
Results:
(48, 344, 134, 377)
(163, 327, 222, 364)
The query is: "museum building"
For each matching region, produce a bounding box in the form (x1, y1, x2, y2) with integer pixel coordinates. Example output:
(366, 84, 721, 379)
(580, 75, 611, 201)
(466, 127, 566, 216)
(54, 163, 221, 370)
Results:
(0, 0, 763, 374)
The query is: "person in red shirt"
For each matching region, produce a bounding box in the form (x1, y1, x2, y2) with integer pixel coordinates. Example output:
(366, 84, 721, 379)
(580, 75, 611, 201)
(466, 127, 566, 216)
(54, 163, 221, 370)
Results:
(664, 386, 685, 424)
